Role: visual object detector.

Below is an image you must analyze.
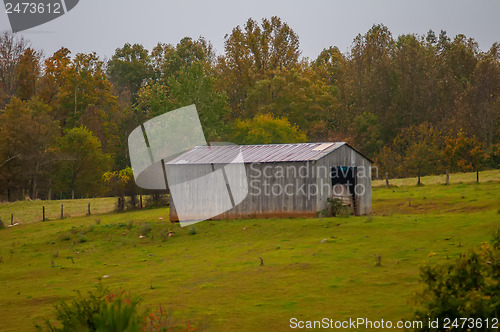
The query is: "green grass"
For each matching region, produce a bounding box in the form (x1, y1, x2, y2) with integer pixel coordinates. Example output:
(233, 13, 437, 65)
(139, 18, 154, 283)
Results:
(0, 197, 116, 225)
(0, 172, 499, 331)
(372, 169, 500, 187)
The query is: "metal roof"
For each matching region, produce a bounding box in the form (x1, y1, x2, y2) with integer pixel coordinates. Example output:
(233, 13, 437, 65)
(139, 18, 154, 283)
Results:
(166, 142, 370, 165)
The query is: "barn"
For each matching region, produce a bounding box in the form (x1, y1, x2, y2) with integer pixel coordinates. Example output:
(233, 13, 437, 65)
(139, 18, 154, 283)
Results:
(166, 142, 372, 222)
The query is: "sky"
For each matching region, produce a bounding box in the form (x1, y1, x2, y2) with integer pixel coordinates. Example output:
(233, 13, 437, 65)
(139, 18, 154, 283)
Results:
(1, 0, 499, 60)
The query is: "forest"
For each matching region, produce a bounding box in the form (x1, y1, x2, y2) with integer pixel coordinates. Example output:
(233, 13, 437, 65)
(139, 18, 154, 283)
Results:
(0, 16, 498, 201)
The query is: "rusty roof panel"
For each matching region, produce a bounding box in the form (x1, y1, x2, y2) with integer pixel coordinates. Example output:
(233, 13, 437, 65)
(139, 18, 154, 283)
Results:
(166, 142, 348, 164)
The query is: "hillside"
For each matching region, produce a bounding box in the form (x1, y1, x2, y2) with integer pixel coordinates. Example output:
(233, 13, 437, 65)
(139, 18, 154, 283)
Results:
(0, 171, 498, 331)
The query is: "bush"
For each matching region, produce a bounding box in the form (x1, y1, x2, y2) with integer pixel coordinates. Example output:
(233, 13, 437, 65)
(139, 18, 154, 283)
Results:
(188, 226, 198, 235)
(36, 285, 141, 332)
(412, 230, 500, 330)
(0, 218, 5, 230)
(139, 223, 152, 236)
(144, 194, 169, 208)
(36, 286, 201, 332)
(328, 198, 350, 217)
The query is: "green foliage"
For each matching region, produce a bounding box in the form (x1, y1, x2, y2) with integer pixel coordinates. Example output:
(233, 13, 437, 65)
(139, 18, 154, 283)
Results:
(376, 123, 443, 184)
(413, 231, 500, 330)
(232, 113, 307, 145)
(139, 223, 152, 236)
(55, 126, 111, 199)
(107, 43, 152, 102)
(103, 167, 138, 208)
(188, 226, 198, 235)
(327, 198, 350, 218)
(38, 286, 141, 332)
(217, 16, 300, 114)
(167, 61, 230, 141)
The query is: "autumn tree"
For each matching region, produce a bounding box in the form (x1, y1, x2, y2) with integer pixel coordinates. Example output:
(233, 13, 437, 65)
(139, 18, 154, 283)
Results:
(376, 123, 443, 185)
(0, 31, 28, 108)
(218, 16, 301, 115)
(443, 131, 488, 182)
(102, 167, 138, 210)
(16, 47, 42, 101)
(0, 98, 59, 200)
(231, 113, 307, 145)
(245, 66, 336, 140)
(55, 126, 111, 199)
(151, 37, 215, 83)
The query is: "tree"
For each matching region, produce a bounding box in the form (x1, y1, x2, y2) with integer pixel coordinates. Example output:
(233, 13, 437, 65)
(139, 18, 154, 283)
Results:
(231, 113, 307, 145)
(376, 123, 443, 185)
(0, 97, 59, 200)
(244, 66, 336, 140)
(16, 47, 42, 101)
(413, 231, 500, 331)
(349, 112, 383, 159)
(55, 126, 111, 199)
(102, 167, 138, 210)
(443, 131, 488, 182)
(151, 37, 215, 83)
(218, 16, 301, 115)
(167, 62, 230, 141)
(107, 43, 152, 102)
(0, 31, 28, 108)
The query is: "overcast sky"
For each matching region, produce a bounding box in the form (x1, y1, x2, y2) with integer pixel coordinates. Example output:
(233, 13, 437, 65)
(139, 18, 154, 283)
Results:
(1, 0, 499, 60)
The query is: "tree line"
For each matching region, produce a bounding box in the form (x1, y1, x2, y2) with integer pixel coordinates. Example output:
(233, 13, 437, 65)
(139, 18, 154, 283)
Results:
(0, 17, 499, 201)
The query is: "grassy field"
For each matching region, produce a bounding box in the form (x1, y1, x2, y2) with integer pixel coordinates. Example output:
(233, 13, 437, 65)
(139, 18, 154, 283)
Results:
(0, 171, 498, 331)
(0, 197, 117, 225)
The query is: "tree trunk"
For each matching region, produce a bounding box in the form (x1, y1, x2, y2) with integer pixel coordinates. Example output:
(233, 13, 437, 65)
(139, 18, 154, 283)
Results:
(71, 188, 75, 200)
(417, 170, 421, 186)
(31, 161, 40, 199)
(445, 170, 449, 185)
(476, 169, 479, 183)
(48, 179, 52, 200)
(385, 172, 389, 188)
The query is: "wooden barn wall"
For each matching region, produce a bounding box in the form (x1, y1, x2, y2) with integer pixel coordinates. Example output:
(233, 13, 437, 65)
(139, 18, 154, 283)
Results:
(315, 145, 372, 216)
(168, 161, 318, 220)
(168, 145, 371, 221)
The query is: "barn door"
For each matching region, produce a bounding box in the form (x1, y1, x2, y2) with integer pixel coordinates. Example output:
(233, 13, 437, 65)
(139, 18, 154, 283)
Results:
(330, 166, 357, 215)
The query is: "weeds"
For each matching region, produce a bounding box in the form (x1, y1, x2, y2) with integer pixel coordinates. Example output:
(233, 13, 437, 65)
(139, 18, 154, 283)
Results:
(139, 223, 152, 236)
(188, 226, 198, 235)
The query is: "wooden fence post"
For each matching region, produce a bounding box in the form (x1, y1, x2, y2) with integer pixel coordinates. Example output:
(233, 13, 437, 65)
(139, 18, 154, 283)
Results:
(60, 204, 64, 219)
(445, 170, 449, 185)
(11, 213, 13, 225)
(87, 203, 91, 215)
(140, 195, 143, 209)
(43, 206, 45, 221)
(385, 172, 389, 188)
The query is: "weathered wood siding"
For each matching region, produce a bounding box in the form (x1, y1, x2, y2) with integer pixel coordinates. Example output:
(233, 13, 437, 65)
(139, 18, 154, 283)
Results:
(168, 144, 372, 220)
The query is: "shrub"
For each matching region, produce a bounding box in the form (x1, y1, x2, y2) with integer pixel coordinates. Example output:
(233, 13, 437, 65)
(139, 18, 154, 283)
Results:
(0, 218, 5, 230)
(412, 230, 500, 330)
(36, 286, 202, 332)
(127, 220, 134, 230)
(188, 226, 198, 235)
(144, 194, 169, 208)
(139, 223, 152, 236)
(328, 198, 350, 217)
(36, 285, 141, 332)
(58, 232, 71, 241)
